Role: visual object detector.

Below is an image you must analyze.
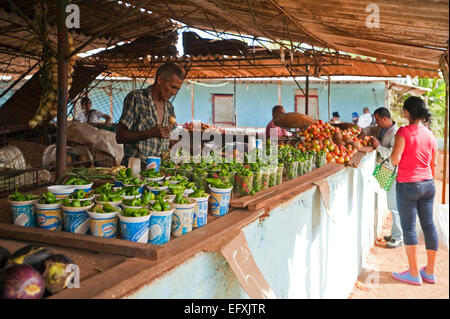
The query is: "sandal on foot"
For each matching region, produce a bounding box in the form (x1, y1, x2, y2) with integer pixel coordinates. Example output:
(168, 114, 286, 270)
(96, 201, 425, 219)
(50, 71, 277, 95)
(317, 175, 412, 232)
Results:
(392, 270, 422, 286)
(420, 267, 436, 284)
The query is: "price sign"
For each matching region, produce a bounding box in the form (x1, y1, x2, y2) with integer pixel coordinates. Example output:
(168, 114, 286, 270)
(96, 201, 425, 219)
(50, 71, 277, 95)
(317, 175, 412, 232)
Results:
(220, 231, 276, 299)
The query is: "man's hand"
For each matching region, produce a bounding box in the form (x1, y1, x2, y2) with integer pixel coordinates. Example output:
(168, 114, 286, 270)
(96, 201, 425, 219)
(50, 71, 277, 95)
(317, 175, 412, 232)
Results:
(371, 136, 380, 148)
(150, 126, 173, 139)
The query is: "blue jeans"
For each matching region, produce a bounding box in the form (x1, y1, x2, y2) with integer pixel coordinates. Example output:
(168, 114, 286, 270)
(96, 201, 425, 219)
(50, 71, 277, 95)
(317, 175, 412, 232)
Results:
(396, 180, 438, 250)
(387, 181, 403, 241)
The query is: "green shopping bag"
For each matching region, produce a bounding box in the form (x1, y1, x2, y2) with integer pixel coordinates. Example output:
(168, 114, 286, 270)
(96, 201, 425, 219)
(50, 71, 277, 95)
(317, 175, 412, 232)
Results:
(372, 158, 397, 191)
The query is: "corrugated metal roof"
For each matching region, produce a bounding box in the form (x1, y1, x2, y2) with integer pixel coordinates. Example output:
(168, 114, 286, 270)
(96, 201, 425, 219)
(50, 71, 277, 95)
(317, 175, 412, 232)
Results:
(130, 0, 448, 68)
(82, 33, 440, 78)
(0, 0, 178, 75)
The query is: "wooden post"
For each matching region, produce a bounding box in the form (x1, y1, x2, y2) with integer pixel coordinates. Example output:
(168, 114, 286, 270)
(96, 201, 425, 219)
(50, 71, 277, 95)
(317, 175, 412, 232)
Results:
(305, 65, 310, 115)
(278, 80, 282, 105)
(327, 76, 331, 121)
(442, 74, 448, 204)
(191, 82, 195, 122)
(109, 83, 114, 119)
(56, 0, 69, 181)
(233, 78, 237, 127)
(440, 52, 449, 204)
(385, 81, 391, 109)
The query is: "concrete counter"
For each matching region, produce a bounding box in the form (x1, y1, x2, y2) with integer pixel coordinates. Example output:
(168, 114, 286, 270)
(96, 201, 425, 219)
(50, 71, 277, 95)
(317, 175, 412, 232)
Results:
(0, 150, 389, 299)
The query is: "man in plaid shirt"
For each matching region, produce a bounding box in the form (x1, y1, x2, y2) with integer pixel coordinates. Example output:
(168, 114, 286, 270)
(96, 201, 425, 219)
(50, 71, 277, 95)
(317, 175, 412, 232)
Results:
(116, 62, 184, 167)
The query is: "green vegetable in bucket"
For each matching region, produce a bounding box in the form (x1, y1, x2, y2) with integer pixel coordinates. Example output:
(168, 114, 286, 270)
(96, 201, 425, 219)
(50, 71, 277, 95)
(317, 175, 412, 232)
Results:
(8, 189, 38, 202)
(141, 190, 155, 205)
(174, 193, 190, 204)
(122, 207, 149, 217)
(65, 177, 90, 185)
(206, 178, 232, 189)
(38, 192, 61, 204)
(189, 189, 208, 198)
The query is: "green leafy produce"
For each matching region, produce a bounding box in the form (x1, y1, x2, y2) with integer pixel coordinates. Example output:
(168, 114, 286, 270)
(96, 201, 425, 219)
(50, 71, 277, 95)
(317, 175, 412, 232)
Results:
(123, 186, 140, 196)
(122, 198, 143, 207)
(62, 198, 92, 207)
(174, 193, 190, 205)
(168, 183, 186, 195)
(141, 190, 155, 205)
(122, 207, 149, 217)
(189, 189, 208, 198)
(206, 178, 232, 189)
(97, 192, 123, 203)
(140, 169, 164, 178)
(64, 177, 90, 185)
(69, 189, 91, 200)
(92, 183, 113, 194)
(235, 174, 254, 195)
(38, 192, 61, 204)
(92, 203, 119, 213)
(8, 189, 39, 202)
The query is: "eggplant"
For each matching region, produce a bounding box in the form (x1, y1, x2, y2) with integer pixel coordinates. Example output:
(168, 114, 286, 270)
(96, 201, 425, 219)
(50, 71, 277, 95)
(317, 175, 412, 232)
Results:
(39, 254, 76, 294)
(0, 246, 10, 269)
(0, 264, 45, 299)
(7, 244, 54, 270)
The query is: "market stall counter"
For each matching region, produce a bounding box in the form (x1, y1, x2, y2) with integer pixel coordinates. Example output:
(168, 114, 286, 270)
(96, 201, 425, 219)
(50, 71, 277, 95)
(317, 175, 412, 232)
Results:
(0, 147, 389, 299)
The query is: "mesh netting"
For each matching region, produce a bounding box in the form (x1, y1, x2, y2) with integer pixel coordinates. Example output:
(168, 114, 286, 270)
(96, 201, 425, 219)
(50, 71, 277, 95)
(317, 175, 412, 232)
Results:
(68, 77, 150, 124)
(1, 76, 151, 125)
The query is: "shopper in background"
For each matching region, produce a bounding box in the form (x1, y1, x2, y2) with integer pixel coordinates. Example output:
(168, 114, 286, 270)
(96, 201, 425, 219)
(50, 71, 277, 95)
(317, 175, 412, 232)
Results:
(265, 105, 292, 139)
(362, 107, 402, 248)
(330, 111, 341, 124)
(351, 112, 359, 125)
(390, 96, 438, 286)
(75, 96, 112, 125)
(357, 107, 374, 128)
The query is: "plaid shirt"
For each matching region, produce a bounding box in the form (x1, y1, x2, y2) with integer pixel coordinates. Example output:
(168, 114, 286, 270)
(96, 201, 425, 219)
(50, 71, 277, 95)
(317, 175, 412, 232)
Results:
(119, 86, 175, 166)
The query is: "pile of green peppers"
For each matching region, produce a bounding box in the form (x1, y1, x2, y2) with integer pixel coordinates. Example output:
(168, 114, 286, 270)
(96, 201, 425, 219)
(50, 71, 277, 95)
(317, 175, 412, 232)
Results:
(140, 168, 163, 178)
(206, 178, 232, 189)
(122, 207, 149, 217)
(69, 189, 89, 200)
(92, 203, 119, 213)
(150, 195, 172, 211)
(188, 189, 208, 198)
(38, 191, 61, 204)
(8, 189, 39, 202)
(174, 193, 190, 204)
(62, 198, 93, 207)
(123, 186, 140, 196)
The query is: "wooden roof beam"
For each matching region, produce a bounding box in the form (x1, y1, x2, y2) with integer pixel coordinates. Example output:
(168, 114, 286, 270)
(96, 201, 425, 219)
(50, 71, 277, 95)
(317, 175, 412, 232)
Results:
(266, 0, 334, 51)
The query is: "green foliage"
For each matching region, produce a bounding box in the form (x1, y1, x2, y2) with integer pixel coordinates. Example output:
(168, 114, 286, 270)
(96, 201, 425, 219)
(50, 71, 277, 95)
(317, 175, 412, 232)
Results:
(390, 77, 447, 138)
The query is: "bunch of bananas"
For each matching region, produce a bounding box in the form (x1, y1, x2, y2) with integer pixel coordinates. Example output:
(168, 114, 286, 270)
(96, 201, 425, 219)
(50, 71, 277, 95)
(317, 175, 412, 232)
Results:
(28, 32, 77, 128)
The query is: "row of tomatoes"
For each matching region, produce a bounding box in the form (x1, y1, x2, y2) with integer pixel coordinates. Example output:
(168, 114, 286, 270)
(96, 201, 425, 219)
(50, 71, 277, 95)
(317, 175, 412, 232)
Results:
(296, 120, 372, 164)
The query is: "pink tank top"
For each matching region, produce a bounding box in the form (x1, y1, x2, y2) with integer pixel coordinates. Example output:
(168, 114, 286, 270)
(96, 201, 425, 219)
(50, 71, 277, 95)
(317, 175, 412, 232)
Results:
(396, 125, 437, 183)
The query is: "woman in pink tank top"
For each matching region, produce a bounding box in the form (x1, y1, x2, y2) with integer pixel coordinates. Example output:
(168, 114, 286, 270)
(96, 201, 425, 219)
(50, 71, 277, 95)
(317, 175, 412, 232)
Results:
(390, 96, 438, 286)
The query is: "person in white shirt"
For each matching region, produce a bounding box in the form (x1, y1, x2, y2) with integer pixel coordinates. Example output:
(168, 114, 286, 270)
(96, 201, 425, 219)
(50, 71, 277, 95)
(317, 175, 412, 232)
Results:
(74, 97, 111, 125)
(357, 107, 373, 128)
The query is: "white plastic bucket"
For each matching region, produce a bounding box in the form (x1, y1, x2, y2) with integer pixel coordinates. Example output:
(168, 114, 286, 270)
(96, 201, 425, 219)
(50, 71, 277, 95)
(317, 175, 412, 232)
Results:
(0, 146, 26, 169)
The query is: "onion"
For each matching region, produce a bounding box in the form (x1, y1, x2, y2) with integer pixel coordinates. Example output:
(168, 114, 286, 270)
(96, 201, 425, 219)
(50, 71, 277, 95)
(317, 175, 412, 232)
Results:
(28, 119, 38, 128)
(0, 264, 46, 299)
